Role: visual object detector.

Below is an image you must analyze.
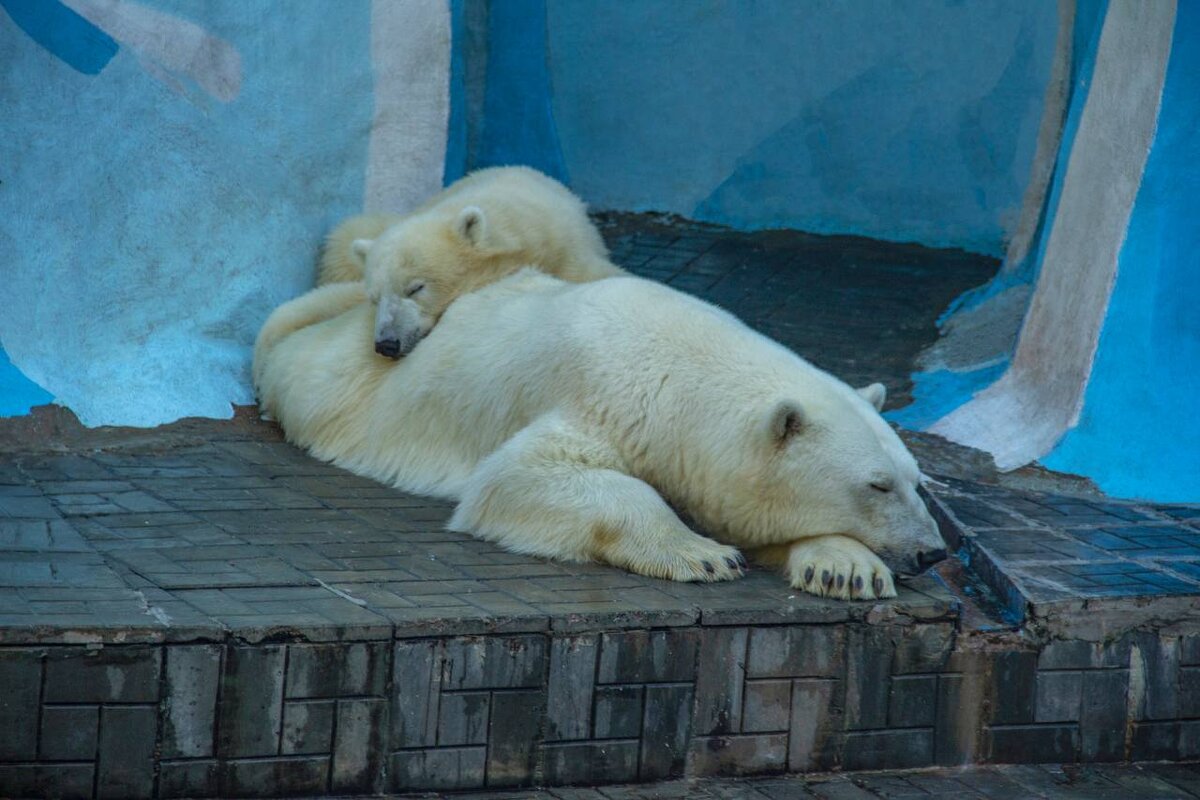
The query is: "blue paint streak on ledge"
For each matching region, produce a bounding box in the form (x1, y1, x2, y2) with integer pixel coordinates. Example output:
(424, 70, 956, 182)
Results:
(887, 361, 1008, 431)
(0, 0, 117, 75)
(0, 347, 53, 417)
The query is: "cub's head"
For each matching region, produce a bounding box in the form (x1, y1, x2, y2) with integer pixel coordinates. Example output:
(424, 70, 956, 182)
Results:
(352, 205, 505, 359)
(741, 381, 946, 579)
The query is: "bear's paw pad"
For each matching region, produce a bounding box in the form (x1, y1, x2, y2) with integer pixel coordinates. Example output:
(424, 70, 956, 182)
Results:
(788, 538, 895, 601)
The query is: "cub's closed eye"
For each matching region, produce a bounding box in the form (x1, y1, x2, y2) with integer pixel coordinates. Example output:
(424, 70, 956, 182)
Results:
(870, 482, 892, 493)
(405, 282, 426, 298)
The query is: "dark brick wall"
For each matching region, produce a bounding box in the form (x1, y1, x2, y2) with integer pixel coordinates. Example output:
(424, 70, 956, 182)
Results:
(3, 626, 1200, 797)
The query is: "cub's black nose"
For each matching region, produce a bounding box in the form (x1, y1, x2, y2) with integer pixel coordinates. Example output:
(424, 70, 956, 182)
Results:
(917, 548, 948, 570)
(375, 338, 402, 359)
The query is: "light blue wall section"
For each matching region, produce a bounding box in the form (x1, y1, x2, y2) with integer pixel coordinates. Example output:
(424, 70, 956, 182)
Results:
(935, 0, 1108, 322)
(518, 0, 1056, 256)
(1043, 3, 1200, 502)
(0, 0, 374, 426)
(889, 0, 1109, 433)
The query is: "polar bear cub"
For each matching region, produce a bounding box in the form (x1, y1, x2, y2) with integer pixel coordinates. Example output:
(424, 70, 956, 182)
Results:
(317, 166, 625, 358)
(255, 269, 946, 600)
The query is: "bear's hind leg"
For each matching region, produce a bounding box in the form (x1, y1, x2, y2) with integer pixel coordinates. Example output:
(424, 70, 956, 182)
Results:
(450, 414, 746, 583)
(253, 282, 368, 390)
(753, 535, 896, 600)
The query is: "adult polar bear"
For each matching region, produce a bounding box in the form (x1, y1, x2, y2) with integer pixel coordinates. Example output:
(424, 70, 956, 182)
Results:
(255, 270, 946, 600)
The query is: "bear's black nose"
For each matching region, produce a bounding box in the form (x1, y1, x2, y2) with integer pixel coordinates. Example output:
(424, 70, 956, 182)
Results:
(375, 338, 402, 359)
(917, 548, 948, 570)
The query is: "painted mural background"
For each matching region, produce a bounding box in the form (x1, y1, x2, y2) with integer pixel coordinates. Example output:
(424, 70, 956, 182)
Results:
(1, 0, 1195, 501)
(0, 0, 448, 426)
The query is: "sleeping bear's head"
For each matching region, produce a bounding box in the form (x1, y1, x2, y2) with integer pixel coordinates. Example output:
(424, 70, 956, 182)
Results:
(352, 205, 506, 359)
(716, 380, 946, 579)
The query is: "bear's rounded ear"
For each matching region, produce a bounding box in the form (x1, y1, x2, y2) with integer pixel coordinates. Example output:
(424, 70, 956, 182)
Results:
(768, 401, 805, 442)
(857, 382, 886, 412)
(351, 239, 373, 264)
(455, 206, 487, 246)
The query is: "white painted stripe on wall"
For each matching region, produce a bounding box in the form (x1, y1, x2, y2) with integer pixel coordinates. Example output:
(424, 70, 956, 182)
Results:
(363, 0, 451, 214)
(930, 1, 1177, 470)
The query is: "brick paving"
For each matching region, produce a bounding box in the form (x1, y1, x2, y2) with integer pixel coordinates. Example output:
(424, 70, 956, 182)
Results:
(0, 439, 957, 645)
(380, 762, 1200, 798)
(1, 214, 1199, 798)
(929, 477, 1200, 626)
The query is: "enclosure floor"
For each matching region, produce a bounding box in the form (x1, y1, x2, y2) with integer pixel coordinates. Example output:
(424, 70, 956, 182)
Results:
(0, 213, 1197, 635)
(384, 761, 1200, 799)
(1, 217, 1198, 797)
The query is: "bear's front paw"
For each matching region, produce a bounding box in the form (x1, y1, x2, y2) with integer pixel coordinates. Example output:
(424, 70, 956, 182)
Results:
(655, 536, 747, 583)
(786, 535, 895, 600)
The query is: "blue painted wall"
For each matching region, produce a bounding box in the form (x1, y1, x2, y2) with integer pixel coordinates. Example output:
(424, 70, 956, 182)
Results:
(467, 0, 1058, 256)
(0, 0, 374, 426)
(890, 0, 1109, 431)
(1043, 3, 1200, 502)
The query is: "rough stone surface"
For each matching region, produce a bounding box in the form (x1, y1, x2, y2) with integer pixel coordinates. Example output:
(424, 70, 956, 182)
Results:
(216, 645, 285, 758)
(162, 644, 220, 758)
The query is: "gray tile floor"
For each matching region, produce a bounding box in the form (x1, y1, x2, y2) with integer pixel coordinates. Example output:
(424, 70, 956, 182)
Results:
(379, 762, 1200, 799)
(0, 213, 1197, 642)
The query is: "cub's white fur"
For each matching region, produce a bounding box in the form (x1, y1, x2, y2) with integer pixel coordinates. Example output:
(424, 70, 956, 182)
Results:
(315, 166, 625, 356)
(255, 270, 945, 599)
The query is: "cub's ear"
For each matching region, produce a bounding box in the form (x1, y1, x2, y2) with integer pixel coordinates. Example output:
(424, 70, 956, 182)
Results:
(768, 401, 805, 442)
(455, 206, 487, 246)
(350, 239, 373, 264)
(857, 382, 886, 411)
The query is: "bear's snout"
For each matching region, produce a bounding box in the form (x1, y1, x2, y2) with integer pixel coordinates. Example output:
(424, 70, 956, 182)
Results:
(916, 548, 947, 570)
(375, 338, 402, 359)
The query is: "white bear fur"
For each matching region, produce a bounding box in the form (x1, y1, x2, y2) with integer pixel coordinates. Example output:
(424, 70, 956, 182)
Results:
(255, 270, 945, 600)
(315, 166, 625, 356)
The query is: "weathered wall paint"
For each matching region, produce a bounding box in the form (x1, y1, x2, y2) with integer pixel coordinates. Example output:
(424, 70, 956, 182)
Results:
(892, 0, 1108, 426)
(362, 0, 450, 214)
(1042, 2, 1200, 502)
(62, 0, 243, 102)
(466, 0, 1058, 256)
(0, 0, 117, 75)
(926, 2, 1176, 476)
(0, 0, 448, 427)
(476, 0, 567, 182)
